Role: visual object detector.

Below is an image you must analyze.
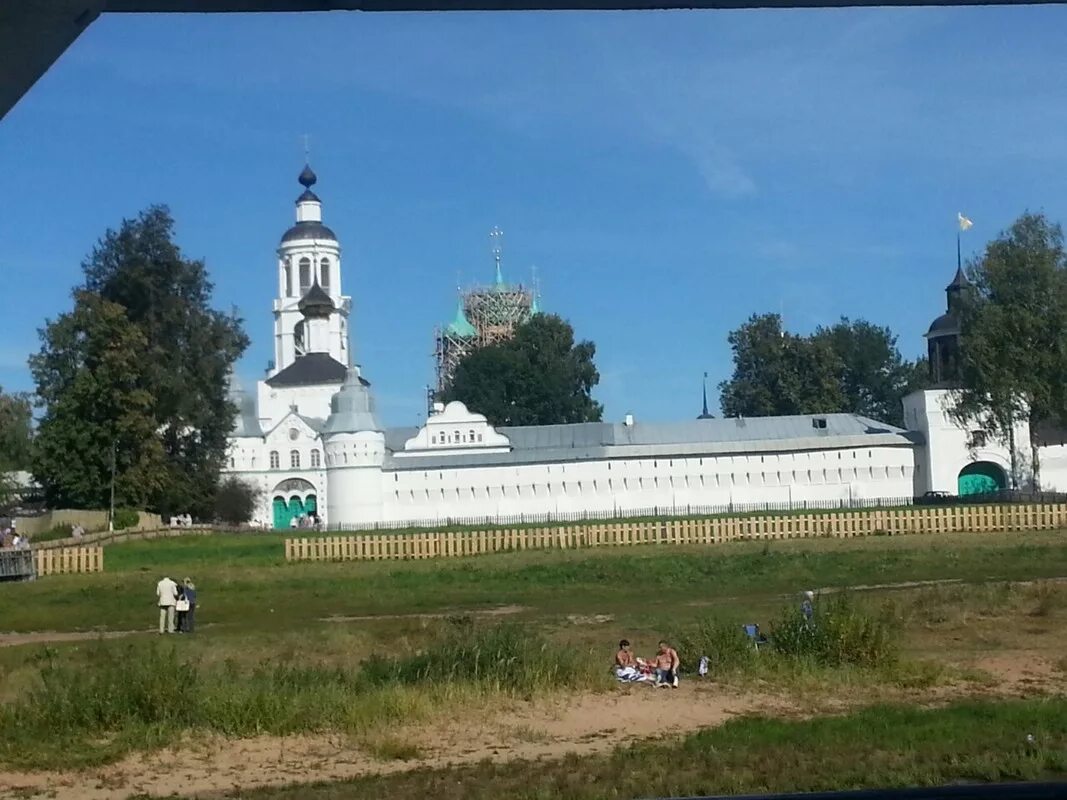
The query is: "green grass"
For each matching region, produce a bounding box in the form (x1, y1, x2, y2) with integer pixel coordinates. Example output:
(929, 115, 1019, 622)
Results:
(186, 698, 1067, 800)
(2, 530, 1065, 634)
(0, 622, 606, 770)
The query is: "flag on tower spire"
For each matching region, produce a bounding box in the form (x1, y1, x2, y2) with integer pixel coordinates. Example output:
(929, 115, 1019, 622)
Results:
(957, 212, 973, 270)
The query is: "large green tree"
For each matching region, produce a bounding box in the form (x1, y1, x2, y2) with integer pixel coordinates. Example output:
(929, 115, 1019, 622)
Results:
(31, 207, 248, 516)
(951, 212, 1067, 488)
(719, 313, 925, 426)
(442, 314, 603, 426)
(719, 313, 844, 418)
(0, 388, 33, 471)
(30, 292, 166, 509)
(812, 318, 928, 428)
(0, 387, 34, 510)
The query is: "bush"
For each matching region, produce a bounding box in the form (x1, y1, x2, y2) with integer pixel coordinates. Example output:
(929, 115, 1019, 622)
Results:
(30, 523, 74, 543)
(214, 477, 260, 525)
(771, 593, 896, 668)
(674, 619, 758, 673)
(112, 508, 139, 531)
(360, 624, 599, 693)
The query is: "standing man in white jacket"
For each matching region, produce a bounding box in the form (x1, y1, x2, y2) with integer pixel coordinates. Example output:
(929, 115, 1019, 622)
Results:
(156, 576, 179, 634)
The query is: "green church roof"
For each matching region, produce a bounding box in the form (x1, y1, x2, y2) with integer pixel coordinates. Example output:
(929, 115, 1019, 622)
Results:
(446, 298, 477, 338)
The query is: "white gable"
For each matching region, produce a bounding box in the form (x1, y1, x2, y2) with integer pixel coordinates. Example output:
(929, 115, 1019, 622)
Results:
(398, 401, 511, 457)
(264, 408, 322, 445)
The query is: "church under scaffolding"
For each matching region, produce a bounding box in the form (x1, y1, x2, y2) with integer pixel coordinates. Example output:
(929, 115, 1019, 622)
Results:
(432, 228, 540, 403)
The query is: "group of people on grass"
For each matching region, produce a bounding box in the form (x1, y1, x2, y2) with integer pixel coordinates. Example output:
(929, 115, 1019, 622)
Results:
(155, 575, 198, 634)
(613, 590, 817, 689)
(614, 639, 680, 688)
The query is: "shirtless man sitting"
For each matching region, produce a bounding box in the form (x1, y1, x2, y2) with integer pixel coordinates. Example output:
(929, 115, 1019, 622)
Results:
(652, 640, 680, 688)
(614, 639, 642, 681)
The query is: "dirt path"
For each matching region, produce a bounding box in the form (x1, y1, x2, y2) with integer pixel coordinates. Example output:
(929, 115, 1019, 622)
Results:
(2, 652, 1063, 800)
(0, 606, 528, 649)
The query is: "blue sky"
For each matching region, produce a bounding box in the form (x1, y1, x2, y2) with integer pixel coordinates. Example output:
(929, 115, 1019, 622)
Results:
(2, 7, 1067, 427)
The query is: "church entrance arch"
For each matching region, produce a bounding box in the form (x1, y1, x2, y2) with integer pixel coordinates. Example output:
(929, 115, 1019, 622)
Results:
(957, 461, 1007, 496)
(271, 478, 317, 529)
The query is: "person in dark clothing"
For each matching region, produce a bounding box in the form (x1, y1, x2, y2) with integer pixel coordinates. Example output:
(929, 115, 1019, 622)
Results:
(178, 578, 198, 633)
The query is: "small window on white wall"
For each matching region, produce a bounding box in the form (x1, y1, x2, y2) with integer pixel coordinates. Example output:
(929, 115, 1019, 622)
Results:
(311, 449, 321, 468)
(269, 451, 280, 469)
(320, 258, 331, 290)
(291, 450, 301, 469)
(299, 258, 311, 293)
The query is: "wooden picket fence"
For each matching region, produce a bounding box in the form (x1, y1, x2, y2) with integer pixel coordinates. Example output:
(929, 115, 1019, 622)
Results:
(285, 503, 1067, 563)
(34, 546, 104, 576)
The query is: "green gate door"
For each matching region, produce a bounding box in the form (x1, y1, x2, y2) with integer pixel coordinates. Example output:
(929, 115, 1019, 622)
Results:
(288, 496, 306, 526)
(272, 496, 291, 529)
(957, 462, 1006, 496)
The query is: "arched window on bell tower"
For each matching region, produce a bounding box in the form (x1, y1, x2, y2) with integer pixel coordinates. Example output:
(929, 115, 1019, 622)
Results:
(320, 258, 331, 291)
(294, 320, 306, 356)
(299, 257, 312, 294)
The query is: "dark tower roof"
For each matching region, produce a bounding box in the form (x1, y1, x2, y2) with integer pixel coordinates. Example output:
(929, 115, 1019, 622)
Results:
(298, 281, 335, 318)
(926, 312, 959, 336)
(947, 265, 969, 291)
(280, 163, 336, 245)
(281, 221, 337, 244)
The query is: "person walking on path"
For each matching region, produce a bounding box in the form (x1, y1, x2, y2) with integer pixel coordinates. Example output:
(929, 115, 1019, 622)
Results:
(178, 578, 198, 633)
(156, 576, 179, 634)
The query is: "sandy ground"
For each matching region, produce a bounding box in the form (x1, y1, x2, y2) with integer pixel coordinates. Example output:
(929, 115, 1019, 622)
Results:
(1, 652, 1063, 800)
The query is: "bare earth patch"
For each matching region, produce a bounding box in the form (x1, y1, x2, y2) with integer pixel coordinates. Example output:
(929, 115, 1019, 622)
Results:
(0, 606, 528, 649)
(0, 629, 146, 648)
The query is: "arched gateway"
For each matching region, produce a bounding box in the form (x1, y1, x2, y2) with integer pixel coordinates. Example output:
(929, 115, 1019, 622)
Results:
(271, 478, 318, 529)
(957, 461, 1007, 496)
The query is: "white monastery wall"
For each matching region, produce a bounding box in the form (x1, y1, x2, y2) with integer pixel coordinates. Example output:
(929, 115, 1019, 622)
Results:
(372, 444, 916, 525)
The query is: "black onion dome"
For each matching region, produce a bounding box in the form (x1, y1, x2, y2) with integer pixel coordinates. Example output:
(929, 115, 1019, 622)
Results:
(298, 281, 335, 318)
(927, 312, 959, 336)
(297, 189, 320, 203)
(280, 221, 337, 244)
(298, 164, 317, 188)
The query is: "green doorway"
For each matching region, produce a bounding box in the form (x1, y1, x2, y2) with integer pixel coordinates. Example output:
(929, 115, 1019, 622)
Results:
(288, 495, 306, 524)
(272, 496, 291, 529)
(958, 461, 1007, 496)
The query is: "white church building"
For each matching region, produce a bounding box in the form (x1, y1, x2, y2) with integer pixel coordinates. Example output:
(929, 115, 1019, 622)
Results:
(223, 167, 1067, 529)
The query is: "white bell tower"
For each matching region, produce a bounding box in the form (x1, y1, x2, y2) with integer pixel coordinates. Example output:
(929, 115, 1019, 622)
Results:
(270, 164, 352, 376)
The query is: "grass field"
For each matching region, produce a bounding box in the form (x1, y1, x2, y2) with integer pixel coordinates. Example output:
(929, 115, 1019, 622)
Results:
(0, 528, 1064, 798)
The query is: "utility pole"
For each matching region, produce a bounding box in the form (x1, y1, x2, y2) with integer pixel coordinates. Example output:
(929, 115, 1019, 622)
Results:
(108, 440, 117, 532)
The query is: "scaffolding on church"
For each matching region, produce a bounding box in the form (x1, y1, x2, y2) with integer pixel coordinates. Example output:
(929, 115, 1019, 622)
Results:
(432, 228, 540, 404)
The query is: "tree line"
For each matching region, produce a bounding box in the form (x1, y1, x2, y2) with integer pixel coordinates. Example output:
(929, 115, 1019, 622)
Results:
(2, 208, 1065, 517)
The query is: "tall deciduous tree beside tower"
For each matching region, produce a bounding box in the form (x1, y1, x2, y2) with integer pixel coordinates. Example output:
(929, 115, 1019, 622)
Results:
(31, 207, 248, 516)
(442, 314, 602, 426)
(951, 212, 1067, 489)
